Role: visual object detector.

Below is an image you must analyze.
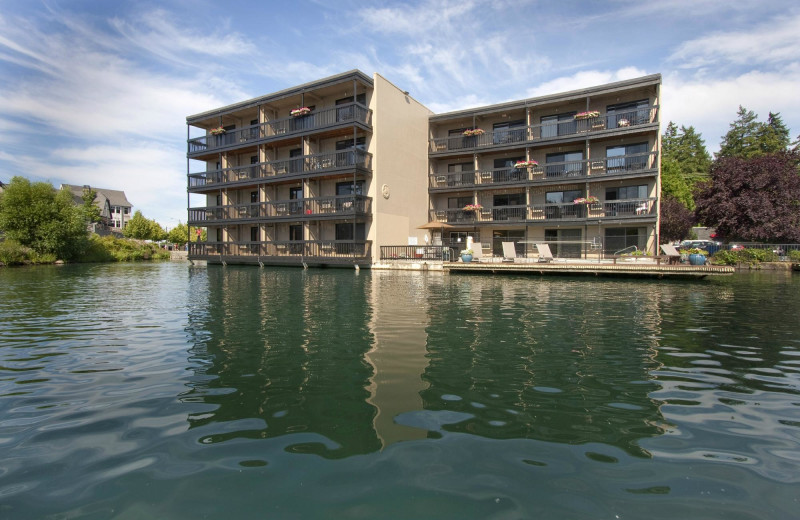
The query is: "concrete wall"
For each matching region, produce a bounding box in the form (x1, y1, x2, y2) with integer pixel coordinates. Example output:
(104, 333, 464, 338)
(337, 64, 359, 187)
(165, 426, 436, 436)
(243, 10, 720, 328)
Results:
(369, 73, 433, 262)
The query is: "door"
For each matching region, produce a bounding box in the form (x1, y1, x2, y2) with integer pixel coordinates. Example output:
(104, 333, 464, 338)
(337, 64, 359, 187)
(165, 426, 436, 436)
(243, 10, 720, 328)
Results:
(335, 223, 366, 255)
(492, 157, 525, 183)
(289, 186, 303, 215)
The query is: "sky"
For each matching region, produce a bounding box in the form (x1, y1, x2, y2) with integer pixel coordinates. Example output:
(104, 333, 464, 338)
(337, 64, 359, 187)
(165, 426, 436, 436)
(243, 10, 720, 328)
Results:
(1, 0, 798, 228)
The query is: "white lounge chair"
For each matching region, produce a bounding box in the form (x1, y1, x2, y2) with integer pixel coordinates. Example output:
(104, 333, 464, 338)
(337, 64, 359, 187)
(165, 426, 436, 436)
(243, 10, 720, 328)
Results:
(502, 242, 517, 262)
(535, 243, 554, 263)
(660, 244, 681, 265)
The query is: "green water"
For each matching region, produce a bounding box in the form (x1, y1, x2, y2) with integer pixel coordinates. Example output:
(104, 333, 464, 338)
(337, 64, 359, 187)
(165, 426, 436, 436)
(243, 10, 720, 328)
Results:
(0, 263, 798, 519)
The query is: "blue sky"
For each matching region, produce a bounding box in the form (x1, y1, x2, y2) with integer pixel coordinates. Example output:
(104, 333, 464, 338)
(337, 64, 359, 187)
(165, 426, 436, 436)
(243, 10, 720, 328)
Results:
(1, 0, 798, 227)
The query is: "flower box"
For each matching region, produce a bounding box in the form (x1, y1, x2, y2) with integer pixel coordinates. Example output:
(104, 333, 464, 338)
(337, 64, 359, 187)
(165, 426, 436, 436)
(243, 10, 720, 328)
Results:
(462, 128, 485, 137)
(290, 107, 312, 117)
(573, 196, 599, 204)
(575, 111, 600, 120)
(462, 204, 483, 211)
(617, 119, 630, 127)
(209, 127, 226, 135)
(514, 160, 539, 168)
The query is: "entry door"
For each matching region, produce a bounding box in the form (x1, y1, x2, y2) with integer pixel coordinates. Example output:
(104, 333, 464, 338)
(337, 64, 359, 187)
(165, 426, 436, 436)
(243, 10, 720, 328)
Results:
(289, 187, 303, 215)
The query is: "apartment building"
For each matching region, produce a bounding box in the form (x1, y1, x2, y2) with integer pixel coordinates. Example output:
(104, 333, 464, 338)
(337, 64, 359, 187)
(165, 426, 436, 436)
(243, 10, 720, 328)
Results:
(186, 70, 431, 266)
(428, 74, 661, 259)
(186, 71, 660, 265)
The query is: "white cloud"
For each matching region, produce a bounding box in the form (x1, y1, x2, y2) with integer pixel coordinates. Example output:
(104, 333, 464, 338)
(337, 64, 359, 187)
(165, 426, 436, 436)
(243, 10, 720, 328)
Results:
(526, 67, 650, 98)
(669, 13, 800, 69)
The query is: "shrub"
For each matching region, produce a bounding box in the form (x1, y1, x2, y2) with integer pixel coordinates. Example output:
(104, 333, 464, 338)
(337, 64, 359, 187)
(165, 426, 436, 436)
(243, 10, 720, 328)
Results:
(789, 250, 800, 262)
(710, 250, 739, 266)
(77, 235, 170, 263)
(0, 240, 30, 265)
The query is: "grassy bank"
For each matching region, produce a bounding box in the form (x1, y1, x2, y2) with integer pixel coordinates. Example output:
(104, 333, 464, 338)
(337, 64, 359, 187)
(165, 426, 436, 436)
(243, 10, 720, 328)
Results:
(0, 235, 171, 266)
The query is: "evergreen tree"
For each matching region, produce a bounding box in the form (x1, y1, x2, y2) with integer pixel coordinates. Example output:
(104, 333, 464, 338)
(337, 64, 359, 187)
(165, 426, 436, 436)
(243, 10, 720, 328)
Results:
(660, 159, 694, 209)
(717, 106, 762, 159)
(757, 112, 791, 154)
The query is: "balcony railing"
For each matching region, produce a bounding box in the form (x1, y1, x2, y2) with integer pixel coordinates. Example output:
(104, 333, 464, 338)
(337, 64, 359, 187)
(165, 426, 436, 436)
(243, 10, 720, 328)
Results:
(189, 240, 372, 259)
(188, 149, 372, 189)
(429, 198, 657, 223)
(188, 102, 372, 154)
(429, 152, 658, 189)
(188, 195, 371, 223)
(429, 105, 659, 153)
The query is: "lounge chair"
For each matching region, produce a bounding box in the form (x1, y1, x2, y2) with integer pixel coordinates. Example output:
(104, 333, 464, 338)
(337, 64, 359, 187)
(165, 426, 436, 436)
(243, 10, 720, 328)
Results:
(535, 243, 554, 263)
(502, 242, 517, 262)
(471, 244, 484, 262)
(660, 244, 681, 265)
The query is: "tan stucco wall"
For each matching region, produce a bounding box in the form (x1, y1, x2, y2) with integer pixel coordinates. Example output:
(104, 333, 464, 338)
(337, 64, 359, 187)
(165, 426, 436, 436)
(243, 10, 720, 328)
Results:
(369, 73, 433, 262)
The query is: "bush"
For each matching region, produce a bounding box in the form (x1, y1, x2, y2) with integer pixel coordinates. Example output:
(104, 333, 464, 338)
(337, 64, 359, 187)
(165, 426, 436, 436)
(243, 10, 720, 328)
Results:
(710, 250, 739, 266)
(710, 248, 779, 265)
(0, 240, 30, 265)
(77, 235, 170, 263)
(789, 250, 800, 262)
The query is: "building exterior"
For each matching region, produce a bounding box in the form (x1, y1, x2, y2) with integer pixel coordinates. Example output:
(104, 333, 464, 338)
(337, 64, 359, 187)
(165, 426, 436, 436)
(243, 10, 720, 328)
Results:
(186, 71, 660, 265)
(428, 74, 661, 259)
(62, 184, 133, 232)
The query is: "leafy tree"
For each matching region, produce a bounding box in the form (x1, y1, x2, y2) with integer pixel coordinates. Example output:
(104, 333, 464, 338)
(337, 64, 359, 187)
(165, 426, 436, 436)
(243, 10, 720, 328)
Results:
(717, 107, 792, 159)
(0, 177, 89, 260)
(123, 210, 166, 240)
(695, 152, 800, 242)
(660, 158, 695, 209)
(81, 187, 102, 223)
(167, 222, 206, 245)
(659, 196, 695, 242)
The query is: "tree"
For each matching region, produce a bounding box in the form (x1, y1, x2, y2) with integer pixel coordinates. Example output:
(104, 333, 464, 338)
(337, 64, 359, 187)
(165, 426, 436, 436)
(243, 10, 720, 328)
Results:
(660, 196, 696, 242)
(167, 222, 205, 245)
(0, 177, 89, 260)
(662, 122, 711, 177)
(717, 107, 792, 159)
(123, 210, 166, 241)
(660, 158, 695, 209)
(81, 187, 102, 223)
(695, 152, 800, 242)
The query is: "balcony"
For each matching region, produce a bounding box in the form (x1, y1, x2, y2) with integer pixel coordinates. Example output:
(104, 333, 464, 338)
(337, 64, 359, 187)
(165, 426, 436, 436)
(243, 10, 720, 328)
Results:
(189, 240, 372, 261)
(188, 195, 372, 224)
(188, 149, 372, 191)
(188, 102, 372, 155)
(428, 198, 657, 224)
(429, 152, 658, 190)
(429, 105, 659, 153)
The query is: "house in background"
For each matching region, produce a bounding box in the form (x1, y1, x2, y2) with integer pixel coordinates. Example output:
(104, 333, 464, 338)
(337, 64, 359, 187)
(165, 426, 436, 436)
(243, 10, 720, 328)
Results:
(0, 180, 6, 193)
(61, 184, 133, 233)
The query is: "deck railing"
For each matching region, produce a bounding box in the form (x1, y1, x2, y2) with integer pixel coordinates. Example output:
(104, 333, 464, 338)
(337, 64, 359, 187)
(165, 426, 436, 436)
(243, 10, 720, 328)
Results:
(188, 148, 371, 189)
(429, 198, 657, 223)
(188, 102, 372, 154)
(188, 195, 371, 223)
(429, 106, 658, 153)
(379, 245, 453, 261)
(429, 152, 658, 189)
(189, 240, 372, 259)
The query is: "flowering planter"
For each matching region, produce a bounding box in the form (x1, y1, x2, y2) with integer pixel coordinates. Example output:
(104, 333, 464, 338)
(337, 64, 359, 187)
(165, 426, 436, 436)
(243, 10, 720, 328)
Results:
(461, 254, 473, 263)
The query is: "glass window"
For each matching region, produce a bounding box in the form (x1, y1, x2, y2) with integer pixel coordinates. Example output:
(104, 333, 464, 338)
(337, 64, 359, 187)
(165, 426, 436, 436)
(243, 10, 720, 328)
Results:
(606, 142, 649, 171)
(544, 228, 582, 258)
(493, 119, 526, 144)
(604, 227, 645, 254)
(491, 157, 526, 182)
(545, 151, 584, 178)
(605, 185, 647, 200)
(336, 180, 365, 196)
(541, 112, 576, 138)
(606, 99, 650, 128)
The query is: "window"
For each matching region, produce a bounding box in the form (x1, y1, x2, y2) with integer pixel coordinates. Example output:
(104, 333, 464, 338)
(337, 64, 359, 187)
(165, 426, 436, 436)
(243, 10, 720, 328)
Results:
(336, 93, 366, 121)
(447, 162, 474, 186)
(335, 137, 367, 150)
(123, 207, 129, 215)
(216, 194, 222, 206)
(448, 196, 474, 223)
(215, 228, 222, 242)
(336, 180, 365, 196)
(545, 151, 584, 178)
(289, 187, 303, 215)
(492, 229, 525, 256)
(335, 223, 366, 254)
(250, 227, 259, 242)
(606, 99, 650, 128)
(492, 157, 526, 183)
(605, 185, 647, 200)
(605, 142, 649, 172)
(544, 229, 582, 258)
(290, 105, 315, 131)
(288, 224, 303, 253)
(447, 127, 471, 150)
(250, 191, 259, 203)
(493, 119, 526, 144)
(541, 112, 576, 138)
(604, 227, 646, 254)
(545, 189, 583, 219)
(492, 192, 525, 221)
(249, 119, 259, 139)
(289, 148, 303, 173)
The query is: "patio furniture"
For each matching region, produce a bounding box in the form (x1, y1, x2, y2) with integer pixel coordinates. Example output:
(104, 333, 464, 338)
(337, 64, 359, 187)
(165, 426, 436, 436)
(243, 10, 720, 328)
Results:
(502, 242, 517, 262)
(535, 243, 554, 263)
(660, 244, 681, 265)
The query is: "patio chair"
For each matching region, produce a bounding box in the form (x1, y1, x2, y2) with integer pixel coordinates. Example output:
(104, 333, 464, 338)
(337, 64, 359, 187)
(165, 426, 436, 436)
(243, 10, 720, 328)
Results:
(471, 244, 484, 262)
(535, 243, 554, 263)
(502, 242, 517, 262)
(660, 244, 681, 265)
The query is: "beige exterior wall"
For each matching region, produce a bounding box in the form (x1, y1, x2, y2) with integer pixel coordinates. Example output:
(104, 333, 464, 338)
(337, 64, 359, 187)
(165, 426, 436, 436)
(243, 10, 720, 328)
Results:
(369, 73, 433, 262)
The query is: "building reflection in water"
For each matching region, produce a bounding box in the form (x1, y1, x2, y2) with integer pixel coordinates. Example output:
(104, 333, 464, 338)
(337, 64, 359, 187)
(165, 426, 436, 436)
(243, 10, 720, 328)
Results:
(183, 268, 668, 459)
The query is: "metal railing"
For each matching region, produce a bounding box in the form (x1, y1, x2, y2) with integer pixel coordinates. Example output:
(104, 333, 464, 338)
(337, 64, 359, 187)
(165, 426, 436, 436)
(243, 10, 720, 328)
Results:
(379, 245, 453, 261)
(188, 102, 372, 154)
(187, 195, 371, 223)
(189, 240, 372, 259)
(429, 152, 658, 189)
(188, 148, 372, 189)
(429, 198, 658, 223)
(429, 105, 659, 153)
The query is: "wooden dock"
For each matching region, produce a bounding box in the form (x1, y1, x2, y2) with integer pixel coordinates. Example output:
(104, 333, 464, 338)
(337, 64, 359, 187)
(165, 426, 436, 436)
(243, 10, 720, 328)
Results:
(444, 261, 734, 279)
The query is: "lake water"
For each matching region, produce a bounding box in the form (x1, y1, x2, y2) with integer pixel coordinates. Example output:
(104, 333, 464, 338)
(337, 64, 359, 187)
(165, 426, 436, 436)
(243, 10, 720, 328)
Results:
(1, 263, 798, 519)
